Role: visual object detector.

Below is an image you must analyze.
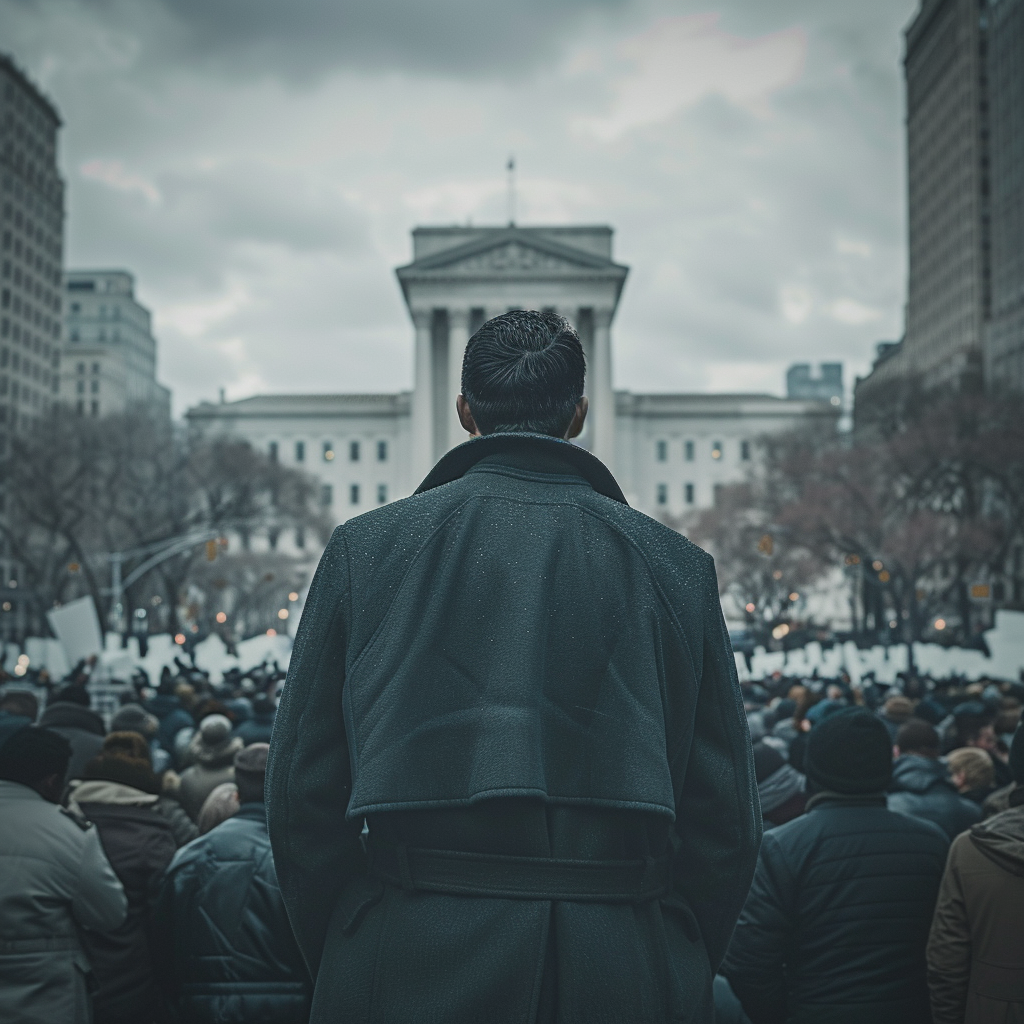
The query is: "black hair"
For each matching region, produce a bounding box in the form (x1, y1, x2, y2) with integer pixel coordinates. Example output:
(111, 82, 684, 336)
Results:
(0, 726, 71, 787)
(0, 691, 39, 721)
(461, 310, 585, 438)
(895, 718, 940, 756)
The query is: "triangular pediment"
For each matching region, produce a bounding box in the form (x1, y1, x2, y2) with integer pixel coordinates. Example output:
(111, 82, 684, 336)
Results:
(397, 229, 627, 280)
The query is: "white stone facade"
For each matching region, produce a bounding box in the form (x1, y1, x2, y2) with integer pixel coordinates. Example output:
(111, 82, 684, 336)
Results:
(186, 224, 839, 527)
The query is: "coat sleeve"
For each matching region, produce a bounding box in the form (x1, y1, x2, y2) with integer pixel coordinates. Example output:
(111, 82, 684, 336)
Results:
(71, 824, 128, 934)
(671, 558, 762, 971)
(719, 833, 793, 1024)
(926, 836, 972, 1024)
(266, 529, 368, 979)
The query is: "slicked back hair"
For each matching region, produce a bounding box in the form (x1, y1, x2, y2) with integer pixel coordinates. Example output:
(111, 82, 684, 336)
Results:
(461, 310, 585, 438)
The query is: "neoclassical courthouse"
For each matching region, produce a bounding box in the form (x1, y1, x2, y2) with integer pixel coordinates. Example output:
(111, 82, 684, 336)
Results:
(187, 224, 840, 529)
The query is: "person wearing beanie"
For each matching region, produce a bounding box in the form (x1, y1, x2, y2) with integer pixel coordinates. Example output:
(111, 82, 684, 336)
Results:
(752, 741, 806, 829)
(68, 733, 177, 1024)
(889, 720, 982, 839)
(110, 703, 172, 774)
(143, 683, 194, 768)
(234, 692, 276, 746)
(722, 708, 950, 1024)
(39, 691, 107, 786)
(176, 714, 243, 822)
(928, 725, 1024, 1023)
(878, 693, 916, 742)
(0, 726, 127, 1024)
(152, 742, 311, 1023)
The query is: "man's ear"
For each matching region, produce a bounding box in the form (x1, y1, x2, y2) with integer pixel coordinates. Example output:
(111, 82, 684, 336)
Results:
(457, 395, 481, 437)
(565, 397, 589, 440)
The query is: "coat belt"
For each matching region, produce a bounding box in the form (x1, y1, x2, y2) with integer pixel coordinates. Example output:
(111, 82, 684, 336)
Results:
(366, 841, 671, 903)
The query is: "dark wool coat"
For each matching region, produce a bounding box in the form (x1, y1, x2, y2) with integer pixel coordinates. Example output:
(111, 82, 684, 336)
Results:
(721, 794, 950, 1024)
(888, 754, 982, 840)
(266, 433, 761, 1024)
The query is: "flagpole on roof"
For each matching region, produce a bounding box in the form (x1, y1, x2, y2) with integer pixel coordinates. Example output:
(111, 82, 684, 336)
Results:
(507, 156, 516, 227)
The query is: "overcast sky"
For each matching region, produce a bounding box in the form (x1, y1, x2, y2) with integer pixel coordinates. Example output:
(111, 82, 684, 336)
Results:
(3, 0, 918, 413)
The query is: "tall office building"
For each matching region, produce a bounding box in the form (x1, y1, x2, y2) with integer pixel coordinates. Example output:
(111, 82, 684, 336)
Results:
(857, 0, 1024, 404)
(61, 270, 171, 419)
(985, 0, 1024, 391)
(0, 54, 64, 458)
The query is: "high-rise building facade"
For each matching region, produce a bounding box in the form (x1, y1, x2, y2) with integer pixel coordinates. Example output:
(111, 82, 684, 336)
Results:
(985, 0, 1024, 391)
(858, 0, 1024, 403)
(0, 54, 64, 458)
(61, 270, 171, 419)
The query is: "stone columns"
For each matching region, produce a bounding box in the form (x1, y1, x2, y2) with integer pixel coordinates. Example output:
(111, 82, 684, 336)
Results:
(448, 308, 471, 451)
(591, 309, 615, 472)
(410, 308, 434, 487)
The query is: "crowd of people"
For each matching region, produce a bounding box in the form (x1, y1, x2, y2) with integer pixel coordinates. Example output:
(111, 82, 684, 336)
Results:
(0, 660, 310, 1024)
(0, 658, 1022, 1023)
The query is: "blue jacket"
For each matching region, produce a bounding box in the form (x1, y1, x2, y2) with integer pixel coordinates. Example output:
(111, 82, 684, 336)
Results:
(151, 803, 310, 1023)
(888, 754, 981, 840)
(722, 794, 949, 1024)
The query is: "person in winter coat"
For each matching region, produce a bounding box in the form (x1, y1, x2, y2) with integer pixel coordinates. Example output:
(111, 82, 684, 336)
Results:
(69, 733, 177, 1024)
(233, 693, 276, 745)
(143, 684, 193, 766)
(753, 741, 806, 829)
(176, 714, 242, 821)
(949, 746, 997, 807)
(39, 689, 106, 785)
(267, 311, 761, 1024)
(889, 719, 981, 839)
(721, 708, 950, 1024)
(152, 743, 311, 1023)
(0, 722, 127, 1024)
(878, 693, 916, 742)
(110, 703, 170, 773)
(927, 727, 1024, 1023)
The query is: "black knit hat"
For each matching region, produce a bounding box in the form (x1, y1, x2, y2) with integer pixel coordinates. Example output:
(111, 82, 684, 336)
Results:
(752, 742, 787, 784)
(805, 708, 893, 795)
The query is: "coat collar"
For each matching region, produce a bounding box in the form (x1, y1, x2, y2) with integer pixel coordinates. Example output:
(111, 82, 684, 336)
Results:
(415, 433, 628, 505)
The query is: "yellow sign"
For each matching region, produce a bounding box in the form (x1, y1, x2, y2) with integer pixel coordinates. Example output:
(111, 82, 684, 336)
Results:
(758, 534, 774, 556)
(971, 584, 991, 599)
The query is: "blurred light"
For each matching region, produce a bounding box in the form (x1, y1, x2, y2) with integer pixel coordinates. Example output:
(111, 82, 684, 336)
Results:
(190, 624, 199, 633)
(7, 580, 16, 589)
(266, 628, 277, 637)
(830, 396, 841, 406)
(278, 608, 289, 620)
(788, 592, 799, 602)
(878, 570, 891, 583)
(67, 562, 80, 573)
(872, 560, 884, 571)
(17, 654, 29, 665)
(935, 618, 946, 631)
(174, 633, 186, 645)
(889, 619, 898, 629)
(757, 534, 773, 556)
(1, 602, 11, 612)
(151, 596, 162, 606)
(745, 602, 756, 613)
(772, 623, 790, 640)
(845, 554, 861, 565)
(711, 448, 722, 460)
(324, 449, 335, 461)
(772, 570, 783, 580)
(13, 664, 26, 676)
(288, 591, 299, 602)
(205, 540, 218, 562)
(215, 611, 227, 624)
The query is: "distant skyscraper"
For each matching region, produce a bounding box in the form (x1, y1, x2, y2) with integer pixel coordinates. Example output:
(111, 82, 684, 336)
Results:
(985, 0, 1024, 392)
(858, 0, 1024, 403)
(786, 363, 843, 404)
(61, 270, 171, 419)
(0, 54, 64, 458)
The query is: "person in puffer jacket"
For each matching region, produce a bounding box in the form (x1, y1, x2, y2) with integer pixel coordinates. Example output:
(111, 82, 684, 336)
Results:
(889, 719, 981, 840)
(151, 743, 310, 1023)
(722, 708, 950, 1024)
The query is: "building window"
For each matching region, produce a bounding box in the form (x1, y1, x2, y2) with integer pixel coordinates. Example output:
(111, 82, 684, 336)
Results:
(656, 483, 667, 506)
(685, 483, 695, 504)
(90, 400, 99, 416)
(684, 440, 694, 461)
(295, 527, 306, 549)
(90, 379, 98, 394)
(350, 483, 360, 505)
(76, 399, 84, 415)
(91, 363, 99, 374)
(268, 529, 279, 552)
(740, 440, 751, 461)
(268, 441, 278, 462)
(77, 362, 85, 374)
(377, 440, 388, 462)
(76, 380, 84, 394)
(711, 440, 723, 460)
(323, 441, 334, 461)
(321, 484, 333, 508)
(377, 483, 387, 504)
(656, 439, 667, 462)
(295, 440, 305, 462)
(350, 440, 360, 462)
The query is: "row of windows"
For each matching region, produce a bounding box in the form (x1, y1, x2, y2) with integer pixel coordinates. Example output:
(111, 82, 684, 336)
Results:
(0, 376, 51, 408)
(0, 348, 55, 389)
(654, 438, 751, 463)
(656, 483, 697, 506)
(269, 439, 389, 464)
(320, 483, 388, 507)
(1, 317, 57, 366)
